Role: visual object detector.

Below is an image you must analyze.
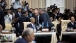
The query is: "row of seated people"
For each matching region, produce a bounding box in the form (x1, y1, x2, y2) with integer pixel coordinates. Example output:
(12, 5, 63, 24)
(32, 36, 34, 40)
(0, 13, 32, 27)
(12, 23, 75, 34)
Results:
(57, 16, 76, 43)
(0, 16, 76, 43)
(13, 8, 54, 37)
(1, 7, 76, 30)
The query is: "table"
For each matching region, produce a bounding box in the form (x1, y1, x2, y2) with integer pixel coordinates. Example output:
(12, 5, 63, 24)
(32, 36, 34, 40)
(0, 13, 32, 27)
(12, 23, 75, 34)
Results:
(1, 34, 16, 43)
(34, 32, 57, 43)
(60, 32, 76, 41)
(1, 42, 13, 43)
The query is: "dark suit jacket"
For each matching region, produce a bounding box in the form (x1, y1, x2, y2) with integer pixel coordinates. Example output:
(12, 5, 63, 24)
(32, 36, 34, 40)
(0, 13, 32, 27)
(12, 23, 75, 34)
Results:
(15, 16, 30, 31)
(15, 12, 23, 18)
(33, 15, 43, 25)
(0, 8, 5, 30)
(27, 23, 37, 29)
(57, 13, 63, 19)
(67, 22, 76, 29)
(41, 12, 52, 27)
(14, 38, 28, 43)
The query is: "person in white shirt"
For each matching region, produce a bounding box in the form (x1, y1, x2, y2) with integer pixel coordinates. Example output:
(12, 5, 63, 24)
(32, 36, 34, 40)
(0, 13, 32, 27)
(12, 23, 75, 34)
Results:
(12, 0, 22, 10)
(22, 1, 29, 11)
(4, 9, 12, 23)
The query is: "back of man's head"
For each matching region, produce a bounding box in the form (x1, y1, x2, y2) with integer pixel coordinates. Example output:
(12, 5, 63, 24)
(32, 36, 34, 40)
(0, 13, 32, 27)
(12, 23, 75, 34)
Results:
(22, 28, 34, 42)
(22, 28, 34, 38)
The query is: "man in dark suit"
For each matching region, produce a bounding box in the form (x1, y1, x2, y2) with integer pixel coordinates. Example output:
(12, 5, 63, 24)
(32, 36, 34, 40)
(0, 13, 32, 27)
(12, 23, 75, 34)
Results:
(65, 16, 76, 43)
(15, 8, 23, 18)
(0, 6, 5, 30)
(57, 8, 63, 19)
(15, 11, 30, 37)
(15, 28, 35, 43)
(14, 8, 23, 31)
(39, 9, 54, 28)
(27, 17, 37, 31)
(33, 9, 43, 26)
(67, 16, 76, 29)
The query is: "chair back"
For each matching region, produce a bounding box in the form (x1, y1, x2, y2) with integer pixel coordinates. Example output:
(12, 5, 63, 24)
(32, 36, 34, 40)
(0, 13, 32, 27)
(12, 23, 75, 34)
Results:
(61, 20, 70, 31)
(5, 23, 12, 31)
(23, 22, 31, 30)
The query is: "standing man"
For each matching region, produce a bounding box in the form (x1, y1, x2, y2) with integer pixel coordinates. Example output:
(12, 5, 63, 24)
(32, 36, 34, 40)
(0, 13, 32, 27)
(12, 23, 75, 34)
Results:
(15, 11, 30, 37)
(39, 9, 54, 28)
(15, 8, 23, 18)
(34, 8, 43, 26)
(0, 6, 5, 30)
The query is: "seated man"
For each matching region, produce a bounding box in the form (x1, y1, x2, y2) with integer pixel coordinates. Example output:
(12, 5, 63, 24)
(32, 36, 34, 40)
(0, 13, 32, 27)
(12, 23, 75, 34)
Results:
(14, 28, 35, 43)
(61, 16, 76, 43)
(27, 17, 37, 32)
(67, 16, 76, 29)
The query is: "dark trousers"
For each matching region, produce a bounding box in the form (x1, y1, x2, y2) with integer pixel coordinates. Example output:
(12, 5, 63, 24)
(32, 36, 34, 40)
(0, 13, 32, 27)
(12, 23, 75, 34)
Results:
(14, 24, 23, 37)
(56, 33, 60, 41)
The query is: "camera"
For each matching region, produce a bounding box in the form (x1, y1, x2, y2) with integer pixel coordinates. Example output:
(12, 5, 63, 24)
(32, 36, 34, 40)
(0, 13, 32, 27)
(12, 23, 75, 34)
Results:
(50, 4, 57, 9)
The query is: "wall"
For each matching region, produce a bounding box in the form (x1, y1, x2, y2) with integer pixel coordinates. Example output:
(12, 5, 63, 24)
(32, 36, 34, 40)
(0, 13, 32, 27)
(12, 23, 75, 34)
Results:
(6, 0, 46, 9)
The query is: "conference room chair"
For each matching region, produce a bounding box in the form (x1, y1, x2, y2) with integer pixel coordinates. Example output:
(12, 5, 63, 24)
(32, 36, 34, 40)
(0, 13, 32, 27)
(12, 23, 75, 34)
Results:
(52, 21, 59, 28)
(61, 20, 70, 31)
(52, 21, 59, 32)
(5, 23, 12, 31)
(23, 22, 31, 30)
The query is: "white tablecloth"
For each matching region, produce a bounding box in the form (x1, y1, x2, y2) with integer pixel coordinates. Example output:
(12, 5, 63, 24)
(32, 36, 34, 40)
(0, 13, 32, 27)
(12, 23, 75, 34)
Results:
(60, 32, 76, 41)
(34, 32, 57, 43)
(1, 34, 16, 43)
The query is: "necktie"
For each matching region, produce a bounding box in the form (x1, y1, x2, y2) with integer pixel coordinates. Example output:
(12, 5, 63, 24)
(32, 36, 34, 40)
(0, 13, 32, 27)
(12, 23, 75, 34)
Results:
(19, 13, 21, 17)
(36, 16, 39, 25)
(32, 24, 36, 32)
(33, 24, 35, 29)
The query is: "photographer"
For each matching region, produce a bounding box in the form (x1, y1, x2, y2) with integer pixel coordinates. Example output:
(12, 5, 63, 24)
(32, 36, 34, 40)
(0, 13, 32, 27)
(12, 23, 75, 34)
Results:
(12, 0, 22, 11)
(0, 0, 7, 10)
(22, 1, 29, 12)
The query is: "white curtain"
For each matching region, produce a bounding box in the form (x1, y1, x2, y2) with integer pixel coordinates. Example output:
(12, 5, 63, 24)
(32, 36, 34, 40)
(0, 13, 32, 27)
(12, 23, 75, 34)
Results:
(6, 0, 46, 9)
(65, 0, 76, 12)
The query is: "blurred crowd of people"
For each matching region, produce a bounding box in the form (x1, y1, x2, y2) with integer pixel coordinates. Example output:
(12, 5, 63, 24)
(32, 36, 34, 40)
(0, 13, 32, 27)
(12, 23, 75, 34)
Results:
(0, 0, 76, 37)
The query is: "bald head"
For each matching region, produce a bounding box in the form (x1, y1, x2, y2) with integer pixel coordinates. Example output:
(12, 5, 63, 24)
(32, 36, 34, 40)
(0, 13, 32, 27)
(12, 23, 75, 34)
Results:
(30, 17, 35, 23)
(22, 28, 35, 42)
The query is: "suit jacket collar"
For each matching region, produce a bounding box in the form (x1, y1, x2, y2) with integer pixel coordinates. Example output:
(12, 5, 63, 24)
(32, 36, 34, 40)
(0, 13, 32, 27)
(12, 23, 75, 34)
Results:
(22, 38, 28, 43)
